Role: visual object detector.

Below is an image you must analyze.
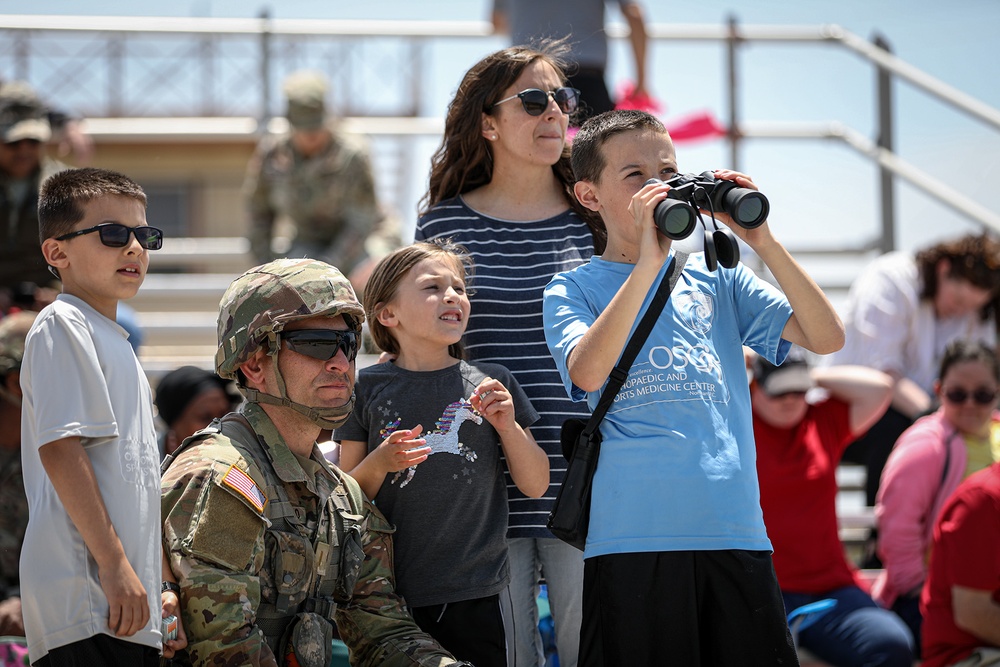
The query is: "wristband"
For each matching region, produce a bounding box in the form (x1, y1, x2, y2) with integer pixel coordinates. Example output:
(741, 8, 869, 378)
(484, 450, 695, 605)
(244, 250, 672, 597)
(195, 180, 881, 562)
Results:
(161, 581, 181, 595)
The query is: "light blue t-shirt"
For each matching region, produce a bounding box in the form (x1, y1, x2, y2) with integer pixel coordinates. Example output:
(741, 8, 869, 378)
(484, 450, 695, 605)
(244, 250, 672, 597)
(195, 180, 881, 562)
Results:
(543, 252, 793, 558)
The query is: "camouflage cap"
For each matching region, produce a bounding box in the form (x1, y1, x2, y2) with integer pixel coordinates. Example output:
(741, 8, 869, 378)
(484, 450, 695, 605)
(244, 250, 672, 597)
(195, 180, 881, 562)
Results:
(0, 82, 51, 144)
(216, 258, 364, 379)
(283, 70, 328, 130)
(0, 311, 38, 376)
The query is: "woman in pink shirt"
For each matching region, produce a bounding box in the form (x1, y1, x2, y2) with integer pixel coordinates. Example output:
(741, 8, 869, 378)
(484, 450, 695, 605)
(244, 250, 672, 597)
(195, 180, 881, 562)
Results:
(873, 339, 1000, 655)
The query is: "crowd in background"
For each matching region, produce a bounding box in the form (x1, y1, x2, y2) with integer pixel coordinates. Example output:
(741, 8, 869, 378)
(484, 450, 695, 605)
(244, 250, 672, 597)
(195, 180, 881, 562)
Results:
(1, 1, 999, 666)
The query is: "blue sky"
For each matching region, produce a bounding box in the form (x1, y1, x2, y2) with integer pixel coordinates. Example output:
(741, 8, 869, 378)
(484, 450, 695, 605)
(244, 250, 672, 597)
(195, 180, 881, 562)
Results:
(3, 0, 999, 259)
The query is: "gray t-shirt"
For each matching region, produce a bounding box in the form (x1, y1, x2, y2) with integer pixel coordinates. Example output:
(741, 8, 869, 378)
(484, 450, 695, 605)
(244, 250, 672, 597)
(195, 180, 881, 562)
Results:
(20, 295, 161, 659)
(494, 0, 634, 68)
(335, 359, 539, 607)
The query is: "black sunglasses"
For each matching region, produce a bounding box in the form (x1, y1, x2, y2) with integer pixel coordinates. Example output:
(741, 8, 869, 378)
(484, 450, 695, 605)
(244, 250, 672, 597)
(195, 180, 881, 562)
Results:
(282, 329, 359, 362)
(491, 87, 581, 116)
(942, 387, 998, 405)
(56, 223, 164, 251)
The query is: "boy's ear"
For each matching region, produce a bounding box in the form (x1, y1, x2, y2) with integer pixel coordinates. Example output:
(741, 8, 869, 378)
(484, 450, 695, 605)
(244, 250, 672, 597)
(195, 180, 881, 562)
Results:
(574, 180, 602, 212)
(376, 302, 398, 329)
(480, 112, 498, 141)
(41, 238, 69, 273)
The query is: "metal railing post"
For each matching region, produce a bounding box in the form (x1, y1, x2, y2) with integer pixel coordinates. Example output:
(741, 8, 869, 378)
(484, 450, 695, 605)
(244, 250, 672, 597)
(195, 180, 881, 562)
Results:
(873, 33, 896, 253)
(726, 14, 741, 171)
(258, 8, 272, 131)
(13, 30, 29, 81)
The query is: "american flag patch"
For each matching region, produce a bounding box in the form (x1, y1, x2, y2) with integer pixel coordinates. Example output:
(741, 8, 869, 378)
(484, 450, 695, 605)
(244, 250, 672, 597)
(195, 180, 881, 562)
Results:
(222, 464, 266, 513)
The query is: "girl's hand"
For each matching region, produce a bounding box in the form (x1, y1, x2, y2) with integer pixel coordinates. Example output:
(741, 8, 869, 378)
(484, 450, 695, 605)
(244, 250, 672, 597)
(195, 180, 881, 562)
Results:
(471, 378, 516, 434)
(374, 425, 431, 473)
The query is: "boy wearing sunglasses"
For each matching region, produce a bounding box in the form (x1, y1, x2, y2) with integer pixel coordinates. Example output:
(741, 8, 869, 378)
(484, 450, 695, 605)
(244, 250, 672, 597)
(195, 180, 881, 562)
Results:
(20, 168, 167, 665)
(543, 109, 845, 665)
(160, 258, 471, 667)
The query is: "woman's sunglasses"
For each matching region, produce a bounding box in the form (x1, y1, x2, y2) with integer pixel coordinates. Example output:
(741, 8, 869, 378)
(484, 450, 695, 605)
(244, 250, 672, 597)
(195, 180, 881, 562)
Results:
(491, 87, 581, 116)
(942, 387, 998, 405)
(282, 329, 359, 362)
(56, 223, 164, 251)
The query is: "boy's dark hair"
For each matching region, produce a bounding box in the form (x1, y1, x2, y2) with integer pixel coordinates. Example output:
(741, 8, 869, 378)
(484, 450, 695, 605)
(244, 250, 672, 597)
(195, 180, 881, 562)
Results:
(571, 109, 668, 185)
(938, 338, 1000, 385)
(363, 239, 474, 360)
(38, 167, 147, 243)
(915, 233, 1000, 323)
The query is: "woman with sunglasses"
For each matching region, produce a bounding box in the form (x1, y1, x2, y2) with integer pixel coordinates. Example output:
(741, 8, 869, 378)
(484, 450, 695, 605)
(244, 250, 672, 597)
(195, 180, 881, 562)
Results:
(873, 339, 1000, 655)
(414, 43, 604, 667)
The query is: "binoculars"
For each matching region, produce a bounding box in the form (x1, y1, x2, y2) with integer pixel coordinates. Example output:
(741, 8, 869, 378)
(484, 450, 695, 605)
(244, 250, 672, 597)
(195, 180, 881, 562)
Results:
(647, 172, 770, 270)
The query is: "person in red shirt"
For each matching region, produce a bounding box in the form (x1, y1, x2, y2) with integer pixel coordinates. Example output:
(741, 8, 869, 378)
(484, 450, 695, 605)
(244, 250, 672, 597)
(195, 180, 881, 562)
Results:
(921, 461, 1000, 667)
(750, 348, 915, 666)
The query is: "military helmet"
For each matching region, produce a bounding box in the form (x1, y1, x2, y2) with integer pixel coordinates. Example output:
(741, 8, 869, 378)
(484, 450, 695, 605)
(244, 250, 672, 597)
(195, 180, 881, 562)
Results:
(215, 258, 365, 380)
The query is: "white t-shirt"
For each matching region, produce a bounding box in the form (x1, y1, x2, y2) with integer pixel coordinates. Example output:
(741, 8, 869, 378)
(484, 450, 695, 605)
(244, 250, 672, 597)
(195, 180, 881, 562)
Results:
(19, 295, 161, 660)
(832, 251, 997, 394)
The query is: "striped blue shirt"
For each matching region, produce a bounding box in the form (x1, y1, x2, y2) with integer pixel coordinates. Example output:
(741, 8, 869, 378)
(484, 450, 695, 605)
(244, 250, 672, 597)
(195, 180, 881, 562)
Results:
(416, 197, 595, 537)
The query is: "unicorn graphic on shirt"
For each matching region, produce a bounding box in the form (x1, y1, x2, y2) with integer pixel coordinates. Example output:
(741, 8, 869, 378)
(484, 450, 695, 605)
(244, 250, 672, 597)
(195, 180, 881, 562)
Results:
(389, 399, 482, 488)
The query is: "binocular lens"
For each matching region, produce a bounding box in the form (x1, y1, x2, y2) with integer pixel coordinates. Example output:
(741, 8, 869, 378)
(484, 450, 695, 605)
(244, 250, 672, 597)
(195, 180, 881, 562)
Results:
(654, 200, 697, 240)
(724, 189, 769, 228)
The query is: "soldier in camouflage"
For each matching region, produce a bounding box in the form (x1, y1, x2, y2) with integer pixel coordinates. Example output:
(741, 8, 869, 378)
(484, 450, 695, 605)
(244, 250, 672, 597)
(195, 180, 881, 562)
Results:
(243, 71, 399, 291)
(0, 310, 37, 637)
(161, 258, 470, 667)
(0, 83, 69, 310)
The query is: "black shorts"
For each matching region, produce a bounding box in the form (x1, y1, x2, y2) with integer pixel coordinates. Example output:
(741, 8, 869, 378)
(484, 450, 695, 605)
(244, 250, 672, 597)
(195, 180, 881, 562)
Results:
(33, 634, 159, 667)
(567, 66, 614, 125)
(581, 550, 799, 667)
(411, 588, 514, 667)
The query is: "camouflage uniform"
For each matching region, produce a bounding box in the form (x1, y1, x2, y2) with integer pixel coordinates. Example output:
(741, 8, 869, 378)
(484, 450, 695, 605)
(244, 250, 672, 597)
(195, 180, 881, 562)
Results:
(161, 258, 467, 667)
(0, 311, 35, 602)
(243, 72, 398, 275)
(0, 447, 26, 601)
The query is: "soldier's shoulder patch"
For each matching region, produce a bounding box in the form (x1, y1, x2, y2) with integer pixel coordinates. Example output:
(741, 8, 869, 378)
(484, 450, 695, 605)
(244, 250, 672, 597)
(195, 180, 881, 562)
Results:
(220, 463, 267, 514)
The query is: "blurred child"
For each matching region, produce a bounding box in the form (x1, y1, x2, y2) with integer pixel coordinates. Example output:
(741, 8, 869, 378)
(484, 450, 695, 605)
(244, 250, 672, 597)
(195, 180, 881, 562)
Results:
(336, 240, 549, 667)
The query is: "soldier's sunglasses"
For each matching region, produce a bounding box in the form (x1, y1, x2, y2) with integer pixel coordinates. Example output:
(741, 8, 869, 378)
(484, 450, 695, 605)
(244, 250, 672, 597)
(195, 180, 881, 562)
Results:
(490, 87, 581, 116)
(282, 329, 359, 362)
(56, 223, 164, 250)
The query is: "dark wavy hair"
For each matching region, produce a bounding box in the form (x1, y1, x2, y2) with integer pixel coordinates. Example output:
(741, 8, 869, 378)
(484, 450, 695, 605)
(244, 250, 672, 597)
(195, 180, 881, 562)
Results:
(916, 232, 1000, 323)
(419, 41, 606, 254)
(937, 338, 1000, 385)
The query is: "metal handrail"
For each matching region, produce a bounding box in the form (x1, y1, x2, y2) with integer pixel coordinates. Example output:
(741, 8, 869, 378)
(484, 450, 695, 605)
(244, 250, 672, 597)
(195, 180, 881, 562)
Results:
(2, 14, 998, 244)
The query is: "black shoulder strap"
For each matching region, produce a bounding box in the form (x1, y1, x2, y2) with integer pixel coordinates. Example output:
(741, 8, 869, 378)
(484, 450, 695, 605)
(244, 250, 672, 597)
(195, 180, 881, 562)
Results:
(585, 252, 689, 437)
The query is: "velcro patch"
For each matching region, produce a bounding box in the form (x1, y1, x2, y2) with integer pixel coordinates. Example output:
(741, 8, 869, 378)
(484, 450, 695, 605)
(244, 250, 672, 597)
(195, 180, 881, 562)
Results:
(221, 464, 267, 513)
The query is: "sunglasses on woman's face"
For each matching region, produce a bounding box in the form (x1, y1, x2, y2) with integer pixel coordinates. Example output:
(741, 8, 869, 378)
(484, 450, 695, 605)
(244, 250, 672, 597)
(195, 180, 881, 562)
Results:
(491, 87, 581, 116)
(282, 329, 359, 362)
(942, 386, 998, 406)
(55, 223, 164, 250)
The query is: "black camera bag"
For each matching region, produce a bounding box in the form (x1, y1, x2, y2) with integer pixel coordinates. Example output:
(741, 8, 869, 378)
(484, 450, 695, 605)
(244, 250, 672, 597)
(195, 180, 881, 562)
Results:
(547, 252, 687, 551)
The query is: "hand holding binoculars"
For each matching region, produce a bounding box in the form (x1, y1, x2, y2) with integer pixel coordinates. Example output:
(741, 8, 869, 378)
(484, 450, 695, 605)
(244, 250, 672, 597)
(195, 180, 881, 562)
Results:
(646, 171, 769, 271)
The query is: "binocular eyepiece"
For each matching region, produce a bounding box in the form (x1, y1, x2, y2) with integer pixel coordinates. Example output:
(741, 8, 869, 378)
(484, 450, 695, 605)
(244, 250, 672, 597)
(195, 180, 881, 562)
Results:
(648, 171, 770, 241)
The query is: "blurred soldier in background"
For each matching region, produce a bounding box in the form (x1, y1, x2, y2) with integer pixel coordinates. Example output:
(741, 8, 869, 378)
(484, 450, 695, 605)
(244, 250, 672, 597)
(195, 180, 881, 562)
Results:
(243, 70, 399, 295)
(0, 83, 69, 314)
